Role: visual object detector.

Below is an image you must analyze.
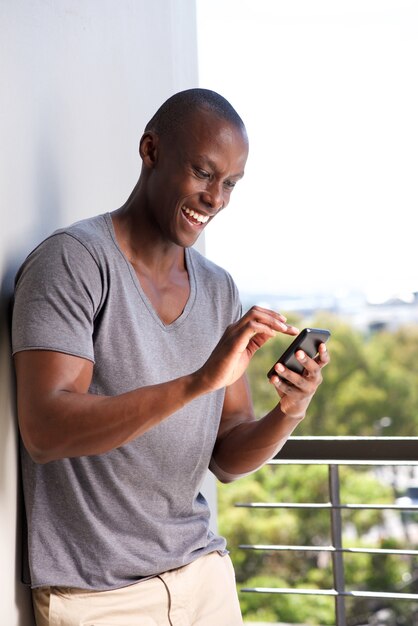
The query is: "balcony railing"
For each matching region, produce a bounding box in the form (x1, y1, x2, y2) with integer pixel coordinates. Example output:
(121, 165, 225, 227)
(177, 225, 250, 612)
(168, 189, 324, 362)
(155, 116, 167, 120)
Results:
(236, 437, 418, 626)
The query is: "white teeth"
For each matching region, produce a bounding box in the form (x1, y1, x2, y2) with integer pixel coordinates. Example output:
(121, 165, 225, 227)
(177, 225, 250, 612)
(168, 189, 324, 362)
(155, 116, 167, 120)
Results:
(183, 206, 209, 224)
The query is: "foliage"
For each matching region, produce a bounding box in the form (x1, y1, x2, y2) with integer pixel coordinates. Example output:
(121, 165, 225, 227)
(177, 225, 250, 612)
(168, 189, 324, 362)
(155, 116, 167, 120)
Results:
(219, 317, 418, 624)
(238, 575, 335, 625)
(247, 315, 418, 436)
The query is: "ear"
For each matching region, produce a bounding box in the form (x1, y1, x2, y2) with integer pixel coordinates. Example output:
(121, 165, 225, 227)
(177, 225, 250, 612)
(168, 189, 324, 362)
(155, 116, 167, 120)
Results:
(139, 131, 159, 168)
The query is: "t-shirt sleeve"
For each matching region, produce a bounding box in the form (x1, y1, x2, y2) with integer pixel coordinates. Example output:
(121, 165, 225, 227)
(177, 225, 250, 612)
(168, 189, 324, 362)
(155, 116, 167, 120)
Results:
(12, 233, 103, 362)
(225, 269, 242, 324)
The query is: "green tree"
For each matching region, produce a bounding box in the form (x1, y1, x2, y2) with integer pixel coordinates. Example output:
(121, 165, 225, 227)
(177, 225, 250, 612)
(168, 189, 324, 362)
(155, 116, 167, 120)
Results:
(220, 317, 418, 624)
(247, 315, 418, 437)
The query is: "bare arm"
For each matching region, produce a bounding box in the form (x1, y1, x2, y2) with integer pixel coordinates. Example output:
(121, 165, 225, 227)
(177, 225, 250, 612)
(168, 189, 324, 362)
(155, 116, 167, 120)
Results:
(14, 350, 207, 463)
(15, 306, 296, 464)
(211, 342, 330, 483)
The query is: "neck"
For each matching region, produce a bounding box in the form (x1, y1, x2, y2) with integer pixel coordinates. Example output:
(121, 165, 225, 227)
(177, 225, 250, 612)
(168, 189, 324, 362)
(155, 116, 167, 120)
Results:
(111, 185, 185, 274)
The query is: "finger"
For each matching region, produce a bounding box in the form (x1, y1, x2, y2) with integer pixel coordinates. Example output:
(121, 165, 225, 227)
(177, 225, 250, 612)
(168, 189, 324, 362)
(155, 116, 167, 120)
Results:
(273, 362, 314, 394)
(270, 361, 304, 387)
(282, 323, 300, 336)
(295, 345, 329, 374)
(250, 305, 288, 324)
(225, 319, 276, 355)
(244, 307, 299, 336)
(317, 343, 330, 366)
(270, 374, 308, 400)
(269, 373, 293, 395)
(243, 315, 286, 337)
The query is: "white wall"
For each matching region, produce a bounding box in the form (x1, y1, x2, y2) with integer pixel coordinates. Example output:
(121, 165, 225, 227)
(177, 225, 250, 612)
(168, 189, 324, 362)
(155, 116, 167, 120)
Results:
(0, 2, 202, 623)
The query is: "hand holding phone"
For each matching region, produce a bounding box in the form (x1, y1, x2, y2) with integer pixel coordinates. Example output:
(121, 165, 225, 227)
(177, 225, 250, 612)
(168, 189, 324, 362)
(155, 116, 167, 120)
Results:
(267, 327, 330, 379)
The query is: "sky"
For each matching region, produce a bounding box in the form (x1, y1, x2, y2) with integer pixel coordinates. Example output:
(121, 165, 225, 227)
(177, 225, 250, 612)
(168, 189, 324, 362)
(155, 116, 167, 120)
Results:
(196, 0, 418, 302)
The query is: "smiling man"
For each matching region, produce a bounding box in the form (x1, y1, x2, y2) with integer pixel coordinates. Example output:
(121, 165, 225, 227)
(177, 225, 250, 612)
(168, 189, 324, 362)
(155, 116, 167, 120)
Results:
(12, 89, 329, 626)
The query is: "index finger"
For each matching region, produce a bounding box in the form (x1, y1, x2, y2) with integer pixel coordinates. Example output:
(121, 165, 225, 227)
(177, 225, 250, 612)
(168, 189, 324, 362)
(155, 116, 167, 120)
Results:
(245, 306, 299, 336)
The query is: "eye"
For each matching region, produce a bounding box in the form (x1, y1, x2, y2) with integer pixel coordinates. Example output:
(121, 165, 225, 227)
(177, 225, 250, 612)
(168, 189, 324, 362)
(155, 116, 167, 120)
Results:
(223, 179, 237, 190)
(193, 167, 211, 180)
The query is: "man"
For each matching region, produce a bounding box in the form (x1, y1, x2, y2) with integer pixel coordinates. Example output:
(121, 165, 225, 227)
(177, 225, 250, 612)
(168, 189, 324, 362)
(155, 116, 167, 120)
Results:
(12, 88, 329, 626)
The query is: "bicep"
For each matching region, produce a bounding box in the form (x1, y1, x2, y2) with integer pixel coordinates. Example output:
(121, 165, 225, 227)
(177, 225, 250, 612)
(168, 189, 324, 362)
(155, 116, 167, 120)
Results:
(14, 350, 93, 451)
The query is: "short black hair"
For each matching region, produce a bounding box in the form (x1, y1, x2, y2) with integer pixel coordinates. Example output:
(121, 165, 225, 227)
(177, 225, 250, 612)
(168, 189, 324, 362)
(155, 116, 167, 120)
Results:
(144, 88, 246, 139)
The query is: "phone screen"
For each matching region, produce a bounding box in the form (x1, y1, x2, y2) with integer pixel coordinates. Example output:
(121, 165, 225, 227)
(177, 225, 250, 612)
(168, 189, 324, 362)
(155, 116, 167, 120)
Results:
(267, 327, 330, 379)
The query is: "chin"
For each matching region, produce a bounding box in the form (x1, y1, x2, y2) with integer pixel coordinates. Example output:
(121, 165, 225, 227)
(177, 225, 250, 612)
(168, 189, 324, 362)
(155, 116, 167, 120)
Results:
(173, 230, 202, 249)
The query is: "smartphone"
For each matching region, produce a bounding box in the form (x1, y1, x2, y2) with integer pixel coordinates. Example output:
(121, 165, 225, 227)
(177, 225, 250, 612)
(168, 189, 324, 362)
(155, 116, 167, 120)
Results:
(267, 327, 331, 379)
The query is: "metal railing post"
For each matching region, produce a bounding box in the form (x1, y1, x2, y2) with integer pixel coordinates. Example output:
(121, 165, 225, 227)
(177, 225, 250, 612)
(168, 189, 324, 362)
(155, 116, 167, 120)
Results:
(329, 463, 347, 626)
(237, 438, 418, 621)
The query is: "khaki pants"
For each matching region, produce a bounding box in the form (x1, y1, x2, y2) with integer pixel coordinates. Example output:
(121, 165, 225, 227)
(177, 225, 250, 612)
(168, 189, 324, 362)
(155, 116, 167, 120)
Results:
(32, 552, 243, 626)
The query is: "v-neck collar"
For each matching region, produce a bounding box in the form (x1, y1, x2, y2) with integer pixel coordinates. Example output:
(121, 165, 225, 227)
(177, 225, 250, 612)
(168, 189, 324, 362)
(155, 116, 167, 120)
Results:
(104, 212, 197, 331)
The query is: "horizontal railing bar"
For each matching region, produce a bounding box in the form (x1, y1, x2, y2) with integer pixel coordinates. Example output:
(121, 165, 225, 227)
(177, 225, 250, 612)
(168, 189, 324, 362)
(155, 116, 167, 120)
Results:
(270, 460, 418, 465)
(241, 587, 338, 596)
(240, 543, 335, 552)
(237, 437, 418, 619)
(236, 502, 331, 509)
(239, 544, 418, 556)
(274, 437, 418, 462)
(235, 502, 418, 511)
(241, 587, 418, 600)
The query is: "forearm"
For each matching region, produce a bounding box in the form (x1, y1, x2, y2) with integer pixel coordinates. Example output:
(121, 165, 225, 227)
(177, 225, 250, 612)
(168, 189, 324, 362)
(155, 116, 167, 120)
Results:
(16, 306, 304, 464)
(211, 404, 304, 482)
(19, 373, 205, 463)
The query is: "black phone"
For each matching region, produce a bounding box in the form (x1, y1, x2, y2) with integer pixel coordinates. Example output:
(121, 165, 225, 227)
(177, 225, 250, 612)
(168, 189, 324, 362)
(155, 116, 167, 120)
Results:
(267, 327, 331, 379)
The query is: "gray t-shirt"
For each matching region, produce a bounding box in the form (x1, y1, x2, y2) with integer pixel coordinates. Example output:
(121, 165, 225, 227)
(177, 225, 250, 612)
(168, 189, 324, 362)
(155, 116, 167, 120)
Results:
(12, 213, 241, 590)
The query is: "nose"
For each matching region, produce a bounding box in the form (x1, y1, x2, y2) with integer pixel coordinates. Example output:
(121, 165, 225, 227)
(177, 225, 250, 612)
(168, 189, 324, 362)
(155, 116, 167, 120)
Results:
(201, 180, 225, 212)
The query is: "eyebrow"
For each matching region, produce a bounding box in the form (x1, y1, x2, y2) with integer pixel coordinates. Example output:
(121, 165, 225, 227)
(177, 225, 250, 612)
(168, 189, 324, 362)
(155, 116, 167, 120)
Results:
(196, 155, 245, 180)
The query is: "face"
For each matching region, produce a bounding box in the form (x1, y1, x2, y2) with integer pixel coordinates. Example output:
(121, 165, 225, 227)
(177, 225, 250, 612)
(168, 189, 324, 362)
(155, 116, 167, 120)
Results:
(143, 109, 249, 248)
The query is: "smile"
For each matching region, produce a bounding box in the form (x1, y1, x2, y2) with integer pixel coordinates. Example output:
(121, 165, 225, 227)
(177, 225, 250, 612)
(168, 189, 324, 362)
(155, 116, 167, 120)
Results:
(182, 206, 209, 225)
